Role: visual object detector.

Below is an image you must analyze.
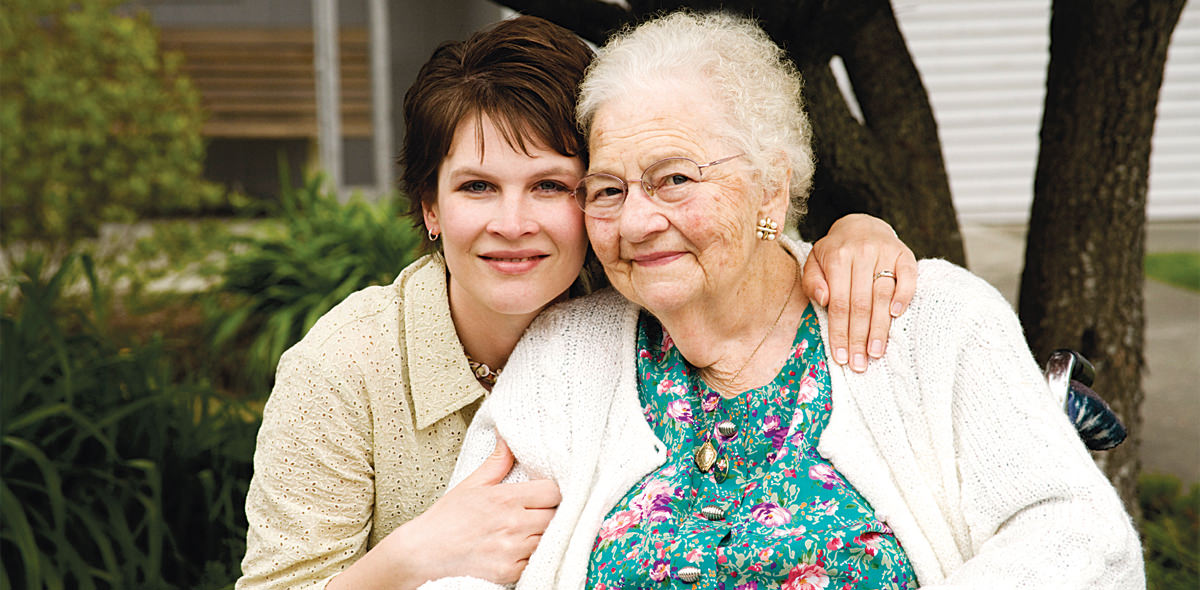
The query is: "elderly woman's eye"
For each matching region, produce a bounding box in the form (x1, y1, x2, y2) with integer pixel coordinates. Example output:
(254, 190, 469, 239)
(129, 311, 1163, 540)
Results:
(593, 186, 625, 202)
(665, 174, 692, 186)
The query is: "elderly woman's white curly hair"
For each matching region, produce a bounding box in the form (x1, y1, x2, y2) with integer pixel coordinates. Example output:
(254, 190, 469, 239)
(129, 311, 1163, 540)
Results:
(576, 10, 815, 225)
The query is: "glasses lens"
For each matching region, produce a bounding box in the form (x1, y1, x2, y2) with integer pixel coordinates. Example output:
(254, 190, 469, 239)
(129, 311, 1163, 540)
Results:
(644, 158, 702, 202)
(576, 174, 627, 217)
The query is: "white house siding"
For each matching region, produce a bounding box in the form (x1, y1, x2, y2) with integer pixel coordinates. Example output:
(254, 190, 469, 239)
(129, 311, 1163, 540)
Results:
(892, 0, 1199, 223)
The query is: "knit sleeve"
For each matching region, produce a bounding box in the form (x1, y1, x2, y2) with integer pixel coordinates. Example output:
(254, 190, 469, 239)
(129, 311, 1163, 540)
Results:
(916, 263, 1144, 590)
(236, 346, 375, 590)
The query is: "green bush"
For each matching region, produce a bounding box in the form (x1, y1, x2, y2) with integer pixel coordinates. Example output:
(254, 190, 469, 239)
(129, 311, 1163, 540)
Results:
(0, 0, 225, 245)
(1141, 472, 1200, 590)
(0, 253, 259, 589)
(209, 175, 424, 395)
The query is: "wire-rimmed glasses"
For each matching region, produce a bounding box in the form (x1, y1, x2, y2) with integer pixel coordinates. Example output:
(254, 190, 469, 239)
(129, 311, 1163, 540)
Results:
(573, 154, 743, 219)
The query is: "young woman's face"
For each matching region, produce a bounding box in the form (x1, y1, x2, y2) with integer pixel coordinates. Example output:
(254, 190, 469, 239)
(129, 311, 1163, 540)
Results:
(423, 114, 588, 322)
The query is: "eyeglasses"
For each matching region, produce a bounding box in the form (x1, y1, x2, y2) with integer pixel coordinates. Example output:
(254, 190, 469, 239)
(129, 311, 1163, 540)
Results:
(573, 154, 743, 219)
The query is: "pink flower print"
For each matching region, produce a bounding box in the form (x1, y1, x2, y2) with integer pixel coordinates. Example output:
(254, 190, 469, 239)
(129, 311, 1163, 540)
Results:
(629, 478, 676, 523)
(826, 537, 844, 551)
(666, 399, 694, 423)
(792, 338, 809, 358)
(750, 502, 793, 527)
(639, 348, 651, 359)
(808, 463, 843, 489)
(796, 372, 818, 405)
(757, 547, 774, 561)
(736, 582, 760, 590)
(657, 378, 676, 395)
(685, 548, 704, 563)
(854, 532, 884, 557)
(701, 391, 720, 412)
(649, 560, 670, 582)
(596, 509, 638, 543)
(783, 563, 830, 590)
(813, 499, 839, 516)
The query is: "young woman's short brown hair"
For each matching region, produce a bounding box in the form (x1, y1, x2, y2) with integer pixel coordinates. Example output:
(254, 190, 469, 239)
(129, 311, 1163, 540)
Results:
(399, 16, 594, 235)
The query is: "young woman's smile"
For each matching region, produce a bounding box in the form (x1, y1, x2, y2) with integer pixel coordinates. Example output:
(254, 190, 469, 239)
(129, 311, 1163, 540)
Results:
(424, 114, 588, 324)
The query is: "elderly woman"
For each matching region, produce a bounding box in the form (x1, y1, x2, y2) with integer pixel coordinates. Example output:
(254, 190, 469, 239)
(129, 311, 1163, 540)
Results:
(429, 10, 1143, 590)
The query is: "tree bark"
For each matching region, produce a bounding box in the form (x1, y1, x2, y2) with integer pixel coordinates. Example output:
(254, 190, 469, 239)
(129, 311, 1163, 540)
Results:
(494, 0, 966, 263)
(1020, 0, 1184, 514)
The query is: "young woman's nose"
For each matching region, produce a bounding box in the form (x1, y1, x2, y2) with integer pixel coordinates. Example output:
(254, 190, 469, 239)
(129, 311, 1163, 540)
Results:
(486, 191, 539, 238)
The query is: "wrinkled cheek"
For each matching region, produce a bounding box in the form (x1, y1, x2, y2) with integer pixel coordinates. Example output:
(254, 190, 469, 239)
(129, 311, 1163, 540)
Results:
(585, 220, 620, 264)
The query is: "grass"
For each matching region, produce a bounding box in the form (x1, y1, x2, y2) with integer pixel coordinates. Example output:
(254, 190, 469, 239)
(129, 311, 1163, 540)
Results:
(1145, 252, 1200, 292)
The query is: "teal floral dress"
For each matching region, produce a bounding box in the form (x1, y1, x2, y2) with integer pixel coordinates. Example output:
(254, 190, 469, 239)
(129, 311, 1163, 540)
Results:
(586, 306, 919, 590)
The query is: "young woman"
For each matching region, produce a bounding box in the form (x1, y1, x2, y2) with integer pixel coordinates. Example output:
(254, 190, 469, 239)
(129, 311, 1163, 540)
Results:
(235, 16, 915, 590)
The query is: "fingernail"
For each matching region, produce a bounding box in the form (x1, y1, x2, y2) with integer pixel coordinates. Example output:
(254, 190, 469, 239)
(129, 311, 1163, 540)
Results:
(891, 302, 904, 317)
(852, 353, 867, 372)
(835, 347, 848, 365)
(869, 339, 884, 357)
(815, 288, 826, 304)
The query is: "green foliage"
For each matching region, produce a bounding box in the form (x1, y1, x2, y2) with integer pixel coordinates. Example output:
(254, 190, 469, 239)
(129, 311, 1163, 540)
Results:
(0, 0, 225, 245)
(1145, 252, 1200, 293)
(0, 253, 259, 589)
(1141, 473, 1200, 590)
(210, 175, 424, 395)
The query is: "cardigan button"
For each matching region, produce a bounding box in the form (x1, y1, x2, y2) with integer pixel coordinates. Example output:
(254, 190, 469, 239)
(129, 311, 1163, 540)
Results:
(716, 420, 738, 438)
(677, 566, 701, 583)
(701, 505, 726, 521)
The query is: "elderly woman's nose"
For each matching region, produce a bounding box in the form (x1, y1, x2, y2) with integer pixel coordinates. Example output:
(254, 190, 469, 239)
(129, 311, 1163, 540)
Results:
(617, 182, 668, 239)
(486, 193, 539, 238)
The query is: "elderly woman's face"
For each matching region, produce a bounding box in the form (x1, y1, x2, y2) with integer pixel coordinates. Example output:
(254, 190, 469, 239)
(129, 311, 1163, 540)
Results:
(584, 84, 765, 315)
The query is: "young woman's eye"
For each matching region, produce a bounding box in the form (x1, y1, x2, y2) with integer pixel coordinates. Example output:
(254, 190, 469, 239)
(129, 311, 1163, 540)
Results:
(459, 180, 492, 193)
(535, 180, 570, 193)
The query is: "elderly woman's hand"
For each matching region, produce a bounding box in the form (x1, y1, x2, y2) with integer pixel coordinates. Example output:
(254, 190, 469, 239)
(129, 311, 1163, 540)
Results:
(802, 214, 917, 373)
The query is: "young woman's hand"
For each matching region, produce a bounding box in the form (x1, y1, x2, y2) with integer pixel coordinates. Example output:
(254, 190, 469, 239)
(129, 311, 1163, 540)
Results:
(802, 214, 917, 373)
(328, 436, 560, 590)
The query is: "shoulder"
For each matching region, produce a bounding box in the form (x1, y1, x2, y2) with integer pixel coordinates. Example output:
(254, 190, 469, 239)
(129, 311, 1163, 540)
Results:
(281, 254, 441, 366)
(907, 259, 1017, 328)
(524, 288, 638, 340)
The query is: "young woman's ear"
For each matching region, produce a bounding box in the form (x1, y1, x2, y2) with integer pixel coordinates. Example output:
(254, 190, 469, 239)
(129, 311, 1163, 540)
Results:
(422, 201, 441, 239)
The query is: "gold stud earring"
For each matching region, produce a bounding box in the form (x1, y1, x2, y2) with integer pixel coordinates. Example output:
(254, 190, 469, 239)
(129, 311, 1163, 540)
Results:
(755, 217, 778, 241)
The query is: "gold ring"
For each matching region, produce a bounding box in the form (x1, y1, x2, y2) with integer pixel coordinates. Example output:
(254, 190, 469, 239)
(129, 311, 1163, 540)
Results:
(874, 269, 897, 281)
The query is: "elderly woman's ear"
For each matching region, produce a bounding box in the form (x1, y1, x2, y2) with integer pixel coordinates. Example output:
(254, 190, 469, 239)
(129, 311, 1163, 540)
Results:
(760, 155, 793, 225)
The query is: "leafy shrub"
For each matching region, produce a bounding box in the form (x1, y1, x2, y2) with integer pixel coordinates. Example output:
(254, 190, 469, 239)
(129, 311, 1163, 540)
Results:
(0, 0, 225, 245)
(209, 175, 424, 395)
(1141, 473, 1200, 590)
(1, 253, 259, 589)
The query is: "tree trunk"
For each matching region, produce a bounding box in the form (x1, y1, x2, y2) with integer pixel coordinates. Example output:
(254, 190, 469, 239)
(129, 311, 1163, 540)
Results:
(494, 0, 966, 263)
(1019, 0, 1184, 514)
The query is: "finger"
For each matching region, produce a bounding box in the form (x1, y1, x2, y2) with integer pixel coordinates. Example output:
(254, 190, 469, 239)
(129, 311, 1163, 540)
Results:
(800, 253, 829, 306)
(846, 250, 877, 373)
(521, 507, 556, 534)
(510, 479, 562, 509)
(462, 431, 514, 487)
(867, 267, 897, 358)
(822, 250, 852, 366)
(890, 249, 918, 318)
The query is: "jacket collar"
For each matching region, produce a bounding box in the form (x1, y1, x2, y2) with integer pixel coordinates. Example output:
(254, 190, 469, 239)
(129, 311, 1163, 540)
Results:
(403, 255, 488, 430)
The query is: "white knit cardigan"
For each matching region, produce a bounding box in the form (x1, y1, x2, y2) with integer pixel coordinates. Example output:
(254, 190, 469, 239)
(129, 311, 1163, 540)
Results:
(420, 239, 1143, 590)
